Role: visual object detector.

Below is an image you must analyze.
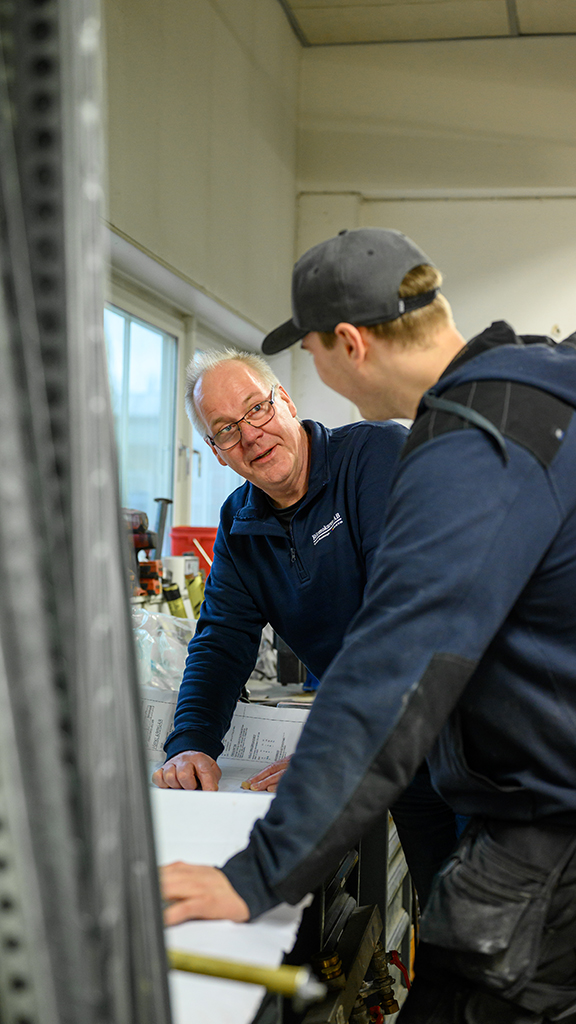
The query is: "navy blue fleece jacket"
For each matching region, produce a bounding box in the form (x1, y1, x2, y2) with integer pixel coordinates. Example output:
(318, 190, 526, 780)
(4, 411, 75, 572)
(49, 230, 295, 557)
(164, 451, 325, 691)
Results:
(164, 418, 407, 762)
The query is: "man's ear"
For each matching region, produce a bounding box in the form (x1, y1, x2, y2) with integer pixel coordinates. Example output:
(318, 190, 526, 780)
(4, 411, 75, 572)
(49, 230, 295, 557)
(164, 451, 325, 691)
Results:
(204, 435, 227, 467)
(276, 384, 298, 418)
(334, 323, 370, 365)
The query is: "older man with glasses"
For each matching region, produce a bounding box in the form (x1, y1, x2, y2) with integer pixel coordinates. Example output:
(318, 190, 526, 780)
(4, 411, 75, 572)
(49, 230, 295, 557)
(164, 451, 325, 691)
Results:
(154, 347, 406, 792)
(154, 348, 459, 907)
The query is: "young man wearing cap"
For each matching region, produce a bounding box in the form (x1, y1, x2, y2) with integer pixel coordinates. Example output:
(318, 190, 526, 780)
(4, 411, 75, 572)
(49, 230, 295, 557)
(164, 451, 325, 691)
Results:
(161, 229, 576, 1024)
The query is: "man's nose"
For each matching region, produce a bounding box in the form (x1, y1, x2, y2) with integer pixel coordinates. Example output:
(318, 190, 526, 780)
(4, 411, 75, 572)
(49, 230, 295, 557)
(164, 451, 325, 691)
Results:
(239, 419, 264, 444)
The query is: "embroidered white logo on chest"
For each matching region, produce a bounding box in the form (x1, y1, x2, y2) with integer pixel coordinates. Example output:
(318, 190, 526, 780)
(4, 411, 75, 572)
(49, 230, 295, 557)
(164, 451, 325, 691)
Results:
(311, 512, 343, 546)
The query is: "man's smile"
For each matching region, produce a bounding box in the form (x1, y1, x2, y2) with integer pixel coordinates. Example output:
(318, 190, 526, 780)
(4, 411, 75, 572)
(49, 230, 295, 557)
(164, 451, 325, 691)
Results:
(251, 445, 277, 464)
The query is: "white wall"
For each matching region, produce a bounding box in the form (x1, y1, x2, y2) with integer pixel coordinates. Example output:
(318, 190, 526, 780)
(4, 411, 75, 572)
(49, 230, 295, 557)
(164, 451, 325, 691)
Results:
(104, 0, 300, 334)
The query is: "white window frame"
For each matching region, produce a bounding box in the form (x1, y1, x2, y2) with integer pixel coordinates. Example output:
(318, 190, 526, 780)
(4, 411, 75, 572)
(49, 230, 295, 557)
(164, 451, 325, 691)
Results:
(106, 274, 192, 527)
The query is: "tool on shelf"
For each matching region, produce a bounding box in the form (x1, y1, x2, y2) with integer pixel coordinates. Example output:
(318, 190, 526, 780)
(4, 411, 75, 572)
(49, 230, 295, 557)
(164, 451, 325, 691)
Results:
(154, 497, 173, 558)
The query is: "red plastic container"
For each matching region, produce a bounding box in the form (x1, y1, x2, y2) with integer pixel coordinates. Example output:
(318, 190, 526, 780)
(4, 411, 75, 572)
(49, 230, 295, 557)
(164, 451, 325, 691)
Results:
(170, 526, 218, 576)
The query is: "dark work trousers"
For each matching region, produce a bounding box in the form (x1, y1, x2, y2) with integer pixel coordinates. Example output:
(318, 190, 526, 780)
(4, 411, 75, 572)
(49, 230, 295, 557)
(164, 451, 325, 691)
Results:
(398, 819, 576, 1024)
(391, 762, 462, 909)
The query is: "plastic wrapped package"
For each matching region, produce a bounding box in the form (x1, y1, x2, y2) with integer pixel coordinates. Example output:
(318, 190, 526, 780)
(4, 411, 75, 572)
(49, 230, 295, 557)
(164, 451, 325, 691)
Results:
(133, 607, 195, 761)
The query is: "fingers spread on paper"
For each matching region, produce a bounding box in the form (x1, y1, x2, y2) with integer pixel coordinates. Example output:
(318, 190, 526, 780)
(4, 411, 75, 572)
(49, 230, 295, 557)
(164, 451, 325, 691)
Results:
(244, 755, 291, 791)
(152, 752, 222, 791)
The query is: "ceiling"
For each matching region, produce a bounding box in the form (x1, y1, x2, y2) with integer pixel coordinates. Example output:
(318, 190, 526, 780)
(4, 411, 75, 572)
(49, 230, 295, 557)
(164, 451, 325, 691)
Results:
(278, 0, 576, 45)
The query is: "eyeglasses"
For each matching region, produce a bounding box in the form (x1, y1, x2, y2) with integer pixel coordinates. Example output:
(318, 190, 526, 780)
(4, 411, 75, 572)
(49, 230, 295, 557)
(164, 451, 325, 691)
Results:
(207, 386, 277, 451)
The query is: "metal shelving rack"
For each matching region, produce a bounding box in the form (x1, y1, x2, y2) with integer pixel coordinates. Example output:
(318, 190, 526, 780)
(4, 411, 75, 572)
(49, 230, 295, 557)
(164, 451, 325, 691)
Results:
(0, 2, 172, 1021)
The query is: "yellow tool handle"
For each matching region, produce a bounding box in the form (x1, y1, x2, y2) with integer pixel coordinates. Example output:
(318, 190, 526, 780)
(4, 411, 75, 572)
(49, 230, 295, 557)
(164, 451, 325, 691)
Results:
(167, 949, 325, 1001)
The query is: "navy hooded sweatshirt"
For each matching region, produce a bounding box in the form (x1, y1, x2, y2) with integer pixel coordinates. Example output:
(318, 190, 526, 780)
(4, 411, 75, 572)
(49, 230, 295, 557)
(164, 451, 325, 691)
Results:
(221, 323, 576, 919)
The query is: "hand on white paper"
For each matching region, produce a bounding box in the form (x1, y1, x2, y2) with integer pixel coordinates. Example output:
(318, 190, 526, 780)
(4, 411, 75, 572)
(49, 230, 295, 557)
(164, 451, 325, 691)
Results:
(244, 755, 291, 792)
(161, 862, 250, 924)
(152, 751, 222, 791)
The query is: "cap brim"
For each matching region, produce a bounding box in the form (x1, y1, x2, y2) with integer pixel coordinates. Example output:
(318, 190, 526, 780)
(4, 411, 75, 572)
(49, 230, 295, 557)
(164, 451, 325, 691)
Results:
(262, 319, 306, 356)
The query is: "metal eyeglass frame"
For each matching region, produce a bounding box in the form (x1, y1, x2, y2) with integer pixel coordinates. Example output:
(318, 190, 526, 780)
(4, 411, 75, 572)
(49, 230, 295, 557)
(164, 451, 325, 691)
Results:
(206, 385, 277, 451)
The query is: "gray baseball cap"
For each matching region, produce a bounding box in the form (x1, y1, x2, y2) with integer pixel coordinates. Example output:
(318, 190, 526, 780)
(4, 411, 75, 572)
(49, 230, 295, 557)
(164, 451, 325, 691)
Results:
(262, 227, 437, 355)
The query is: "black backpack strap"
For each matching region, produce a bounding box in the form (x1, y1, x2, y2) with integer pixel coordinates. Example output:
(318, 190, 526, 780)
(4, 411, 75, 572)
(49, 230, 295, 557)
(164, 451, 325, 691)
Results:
(401, 380, 574, 467)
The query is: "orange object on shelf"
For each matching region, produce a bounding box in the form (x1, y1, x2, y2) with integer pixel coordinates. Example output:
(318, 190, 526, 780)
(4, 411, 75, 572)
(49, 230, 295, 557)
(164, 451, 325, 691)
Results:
(139, 558, 163, 595)
(170, 526, 217, 576)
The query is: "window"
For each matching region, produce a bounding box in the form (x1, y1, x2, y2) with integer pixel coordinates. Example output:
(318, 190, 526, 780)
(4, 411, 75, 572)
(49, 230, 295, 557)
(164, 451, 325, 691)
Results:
(104, 304, 178, 547)
(190, 347, 244, 526)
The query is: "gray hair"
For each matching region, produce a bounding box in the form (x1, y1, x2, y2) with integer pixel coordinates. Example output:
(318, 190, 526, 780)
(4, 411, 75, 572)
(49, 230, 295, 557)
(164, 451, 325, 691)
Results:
(185, 347, 280, 434)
